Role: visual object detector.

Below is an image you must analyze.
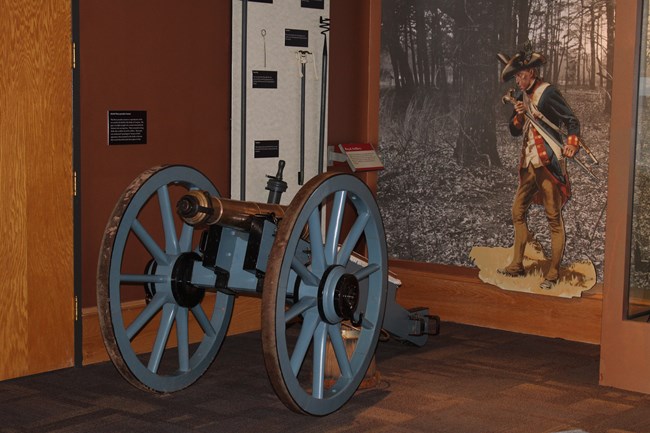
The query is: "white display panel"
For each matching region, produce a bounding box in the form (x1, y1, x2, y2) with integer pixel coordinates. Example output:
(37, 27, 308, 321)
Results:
(232, 0, 330, 203)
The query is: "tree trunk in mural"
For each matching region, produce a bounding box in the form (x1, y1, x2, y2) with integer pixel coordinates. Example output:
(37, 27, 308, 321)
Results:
(452, 0, 501, 168)
(517, 0, 530, 47)
(430, 6, 450, 113)
(605, 0, 614, 113)
(415, 0, 430, 87)
(382, 3, 401, 90)
(589, 3, 596, 89)
(498, 0, 516, 54)
(382, 0, 414, 92)
(577, 0, 584, 87)
(407, 24, 418, 86)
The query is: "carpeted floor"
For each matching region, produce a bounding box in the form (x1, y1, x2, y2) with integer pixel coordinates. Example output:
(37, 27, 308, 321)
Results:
(1, 322, 650, 433)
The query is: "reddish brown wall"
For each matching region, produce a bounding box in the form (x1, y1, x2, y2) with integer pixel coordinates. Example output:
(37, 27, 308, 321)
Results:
(80, 1, 375, 309)
(79, 1, 232, 307)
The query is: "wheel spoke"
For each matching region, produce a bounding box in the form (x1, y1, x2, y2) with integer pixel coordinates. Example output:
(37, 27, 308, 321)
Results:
(308, 208, 326, 276)
(157, 185, 180, 255)
(290, 310, 319, 376)
(132, 219, 170, 266)
(336, 211, 370, 265)
(285, 297, 317, 323)
(179, 223, 194, 252)
(126, 293, 168, 340)
(354, 263, 380, 281)
(291, 256, 320, 287)
(325, 191, 347, 264)
(191, 304, 216, 337)
(328, 324, 353, 379)
(176, 307, 190, 372)
(312, 322, 328, 399)
(120, 274, 165, 284)
(148, 303, 177, 373)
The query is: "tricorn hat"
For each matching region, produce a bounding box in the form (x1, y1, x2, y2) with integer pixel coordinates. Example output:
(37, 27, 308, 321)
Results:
(497, 41, 546, 82)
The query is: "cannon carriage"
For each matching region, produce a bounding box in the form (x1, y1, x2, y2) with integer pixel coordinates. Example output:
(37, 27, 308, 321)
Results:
(97, 164, 437, 416)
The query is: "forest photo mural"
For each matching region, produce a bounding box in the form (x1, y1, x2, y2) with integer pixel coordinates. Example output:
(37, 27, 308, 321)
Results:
(377, 0, 615, 295)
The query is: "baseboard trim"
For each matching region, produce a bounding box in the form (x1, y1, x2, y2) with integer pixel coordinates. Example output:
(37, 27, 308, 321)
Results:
(82, 296, 262, 365)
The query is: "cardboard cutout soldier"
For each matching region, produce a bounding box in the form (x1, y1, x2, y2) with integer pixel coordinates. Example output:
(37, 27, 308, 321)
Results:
(497, 42, 580, 290)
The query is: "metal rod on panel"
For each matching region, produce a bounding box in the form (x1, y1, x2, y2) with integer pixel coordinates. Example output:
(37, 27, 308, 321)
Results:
(240, 0, 248, 200)
(318, 17, 330, 175)
(296, 50, 311, 185)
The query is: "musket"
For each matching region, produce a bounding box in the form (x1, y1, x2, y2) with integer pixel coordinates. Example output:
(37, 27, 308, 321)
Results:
(525, 96, 600, 164)
(501, 89, 600, 182)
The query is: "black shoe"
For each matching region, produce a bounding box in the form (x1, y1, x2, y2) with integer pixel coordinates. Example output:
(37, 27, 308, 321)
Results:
(539, 279, 557, 290)
(497, 267, 525, 277)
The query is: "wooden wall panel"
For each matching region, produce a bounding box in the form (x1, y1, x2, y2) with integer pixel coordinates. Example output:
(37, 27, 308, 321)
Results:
(391, 260, 603, 344)
(0, 0, 74, 380)
(329, 0, 380, 146)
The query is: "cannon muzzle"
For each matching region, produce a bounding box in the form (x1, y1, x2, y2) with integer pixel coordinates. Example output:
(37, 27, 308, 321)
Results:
(176, 194, 204, 220)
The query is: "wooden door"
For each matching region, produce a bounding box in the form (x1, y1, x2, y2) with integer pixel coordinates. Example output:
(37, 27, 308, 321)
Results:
(0, 1, 75, 380)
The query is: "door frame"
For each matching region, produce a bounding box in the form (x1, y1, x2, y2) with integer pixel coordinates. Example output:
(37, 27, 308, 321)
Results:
(600, 0, 650, 393)
(72, 0, 83, 368)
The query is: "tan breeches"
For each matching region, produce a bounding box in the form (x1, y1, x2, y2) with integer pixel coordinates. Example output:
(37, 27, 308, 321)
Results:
(509, 164, 565, 281)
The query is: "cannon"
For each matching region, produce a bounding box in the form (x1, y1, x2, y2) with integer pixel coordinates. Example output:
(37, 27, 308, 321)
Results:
(97, 164, 437, 416)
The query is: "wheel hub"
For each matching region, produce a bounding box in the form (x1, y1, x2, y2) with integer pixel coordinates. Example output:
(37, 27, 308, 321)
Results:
(143, 259, 157, 304)
(334, 273, 360, 321)
(318, 265, 360, 324)
(171, 252, 205, 308)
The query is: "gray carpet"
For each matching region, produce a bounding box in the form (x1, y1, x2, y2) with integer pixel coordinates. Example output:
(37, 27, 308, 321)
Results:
(1, 322, 650, 433)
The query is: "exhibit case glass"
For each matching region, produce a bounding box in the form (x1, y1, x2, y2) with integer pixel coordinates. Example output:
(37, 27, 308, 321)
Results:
(628, 0, 650, 320)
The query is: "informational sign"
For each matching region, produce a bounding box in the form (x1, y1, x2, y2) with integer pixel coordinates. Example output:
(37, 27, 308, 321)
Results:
(301, 0, 324, 9)
(285, 29, 309, 47)
(252, 70, 278, 88)
(338, 143, 384, 172)
(255, 140, 279, 158)
(108, 110, 147, 145)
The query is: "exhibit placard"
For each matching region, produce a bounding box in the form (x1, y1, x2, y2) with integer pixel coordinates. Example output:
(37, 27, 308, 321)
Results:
(285, 29, 309, 47)
(108, 110, 147, 145)
(255, 140, 280, 158)
(252, 70, 278, 88)
(338, 143, 384, 172)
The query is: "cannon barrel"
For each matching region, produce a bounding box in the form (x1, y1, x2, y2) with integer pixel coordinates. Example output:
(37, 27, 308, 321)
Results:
(177, 190, 286, 230)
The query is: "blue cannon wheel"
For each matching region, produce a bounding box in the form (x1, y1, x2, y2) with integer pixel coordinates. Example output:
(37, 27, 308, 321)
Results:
(262, 172, 388, 416)
(97, 165, 234, 393)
